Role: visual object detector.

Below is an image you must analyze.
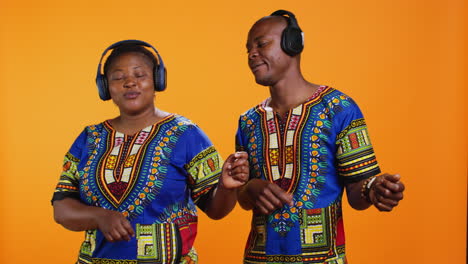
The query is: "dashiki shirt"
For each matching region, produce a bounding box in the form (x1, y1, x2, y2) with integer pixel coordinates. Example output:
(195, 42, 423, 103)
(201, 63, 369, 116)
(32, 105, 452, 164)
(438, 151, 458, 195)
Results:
(52, 114, 222, 264)
(236, 86, 381, 264)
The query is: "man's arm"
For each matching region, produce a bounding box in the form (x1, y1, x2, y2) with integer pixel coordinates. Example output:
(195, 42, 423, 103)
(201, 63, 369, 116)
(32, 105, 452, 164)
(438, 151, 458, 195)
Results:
(345, 173, 405, 211)
(237, 178, 293, 214)
(203, 152, 249, 219)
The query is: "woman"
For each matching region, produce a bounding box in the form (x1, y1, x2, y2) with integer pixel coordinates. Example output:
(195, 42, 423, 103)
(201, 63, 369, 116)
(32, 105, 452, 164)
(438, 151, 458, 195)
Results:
(52, 40, 249, 263)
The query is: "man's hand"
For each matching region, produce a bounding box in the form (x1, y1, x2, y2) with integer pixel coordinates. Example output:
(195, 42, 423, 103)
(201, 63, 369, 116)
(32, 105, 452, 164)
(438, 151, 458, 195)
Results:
(369, 173, 405, 212)
(241, 179, 293, 214)
(219, 151, 249, 190)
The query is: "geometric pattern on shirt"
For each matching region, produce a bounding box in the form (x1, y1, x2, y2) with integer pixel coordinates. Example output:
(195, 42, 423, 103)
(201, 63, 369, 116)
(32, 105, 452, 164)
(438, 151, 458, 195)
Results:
(299, 200, 345, 262)
(80, 116, 191, 220)
(256, 86, 332, 238)
(54, 152, 80, 195)
(239, 87, 376, 263)
(184, 146, 221, 204)
(336, 118, 380, 182)
(77, 230, 96, 264)
(136, 223, 181, 264)
(97, 125, 154, 208)
(244, 200, 346, 264)
(261, 87, 328, 194)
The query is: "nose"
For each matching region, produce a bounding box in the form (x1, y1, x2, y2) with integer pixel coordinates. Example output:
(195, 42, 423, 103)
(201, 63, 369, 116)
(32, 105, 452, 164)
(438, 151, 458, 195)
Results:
(248, 47, 258, 60)
(123, 76, 136, 88)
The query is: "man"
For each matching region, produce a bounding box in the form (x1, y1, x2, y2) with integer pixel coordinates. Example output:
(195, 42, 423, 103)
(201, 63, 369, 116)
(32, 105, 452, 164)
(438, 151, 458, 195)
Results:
(236, 10, 405, 264)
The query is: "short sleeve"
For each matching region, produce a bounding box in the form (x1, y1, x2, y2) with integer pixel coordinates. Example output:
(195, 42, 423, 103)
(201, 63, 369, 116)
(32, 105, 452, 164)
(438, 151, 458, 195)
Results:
(51, 129, 88, 204)
(335, 103, 381, 183)
(176, 126, 222, 210)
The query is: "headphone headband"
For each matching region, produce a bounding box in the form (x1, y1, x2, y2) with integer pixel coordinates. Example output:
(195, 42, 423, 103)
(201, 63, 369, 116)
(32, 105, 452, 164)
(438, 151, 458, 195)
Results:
(270, 10, 300, 28)
(96, 39, 167, 101)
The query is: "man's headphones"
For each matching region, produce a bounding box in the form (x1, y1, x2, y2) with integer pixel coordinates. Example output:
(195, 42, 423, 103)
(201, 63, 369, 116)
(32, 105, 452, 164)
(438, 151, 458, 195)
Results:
(270, 10, 304, 56)
(96, 39, 167, 101)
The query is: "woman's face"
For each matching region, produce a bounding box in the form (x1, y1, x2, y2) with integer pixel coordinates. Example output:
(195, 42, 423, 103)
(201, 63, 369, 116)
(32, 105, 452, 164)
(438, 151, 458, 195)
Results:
(107, 52, 155, 115)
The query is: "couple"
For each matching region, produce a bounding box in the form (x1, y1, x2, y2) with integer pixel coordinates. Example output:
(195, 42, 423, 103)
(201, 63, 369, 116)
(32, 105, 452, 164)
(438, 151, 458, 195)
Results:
(52, 10, 405, 264)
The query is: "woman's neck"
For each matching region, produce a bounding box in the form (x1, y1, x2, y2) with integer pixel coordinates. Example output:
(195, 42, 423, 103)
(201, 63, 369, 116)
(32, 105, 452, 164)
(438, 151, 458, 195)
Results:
(111, 107, 169, 135)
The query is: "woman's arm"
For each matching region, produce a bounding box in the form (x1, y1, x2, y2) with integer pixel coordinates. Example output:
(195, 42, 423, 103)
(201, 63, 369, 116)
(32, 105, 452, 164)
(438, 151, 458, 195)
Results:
(53, 198, 134, 242)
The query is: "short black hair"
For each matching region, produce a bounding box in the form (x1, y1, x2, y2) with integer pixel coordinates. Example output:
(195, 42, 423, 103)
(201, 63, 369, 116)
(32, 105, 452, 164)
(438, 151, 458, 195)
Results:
(103, 44, 157, 76)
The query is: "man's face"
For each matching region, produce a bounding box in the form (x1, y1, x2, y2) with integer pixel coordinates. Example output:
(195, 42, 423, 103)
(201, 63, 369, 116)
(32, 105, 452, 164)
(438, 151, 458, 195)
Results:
(246, 17, 292, 86)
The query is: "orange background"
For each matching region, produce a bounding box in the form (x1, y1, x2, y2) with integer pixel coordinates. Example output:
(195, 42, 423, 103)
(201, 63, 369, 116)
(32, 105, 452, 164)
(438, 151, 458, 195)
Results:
(0, 0, 466, 263)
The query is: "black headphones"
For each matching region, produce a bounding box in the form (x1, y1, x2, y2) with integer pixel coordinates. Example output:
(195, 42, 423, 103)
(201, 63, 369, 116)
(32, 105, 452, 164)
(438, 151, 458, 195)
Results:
(270, 10, 304, 56)
(95, 39, 167, 101)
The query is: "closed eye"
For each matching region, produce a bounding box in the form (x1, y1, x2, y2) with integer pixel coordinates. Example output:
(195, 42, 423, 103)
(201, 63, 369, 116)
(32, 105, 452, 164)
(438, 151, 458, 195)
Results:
(111, 75, 124, 81)
(257, 41, 268, 48)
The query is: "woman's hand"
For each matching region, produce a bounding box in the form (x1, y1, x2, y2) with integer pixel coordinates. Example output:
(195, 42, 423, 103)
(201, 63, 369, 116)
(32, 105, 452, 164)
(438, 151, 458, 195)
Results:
(369, 173, 405, 211)
(94, 209, 135, 242)
(53, 198, 134, 242)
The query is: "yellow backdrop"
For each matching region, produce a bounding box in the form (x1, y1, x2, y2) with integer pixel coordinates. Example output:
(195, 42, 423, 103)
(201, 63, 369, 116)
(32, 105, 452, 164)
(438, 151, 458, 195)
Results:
(1, 0, 466, 263)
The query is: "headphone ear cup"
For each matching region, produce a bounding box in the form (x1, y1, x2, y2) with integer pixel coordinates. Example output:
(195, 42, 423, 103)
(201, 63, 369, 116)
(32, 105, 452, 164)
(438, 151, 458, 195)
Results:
(282, 27, 304, 56)
(96, 74, 111, 101)
(154, 65, 167, 92)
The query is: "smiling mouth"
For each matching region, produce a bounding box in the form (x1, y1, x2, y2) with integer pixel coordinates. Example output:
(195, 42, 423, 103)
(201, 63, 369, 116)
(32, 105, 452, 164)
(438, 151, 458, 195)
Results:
(250, 62, 266, 72)
(124, 91, 140, 99)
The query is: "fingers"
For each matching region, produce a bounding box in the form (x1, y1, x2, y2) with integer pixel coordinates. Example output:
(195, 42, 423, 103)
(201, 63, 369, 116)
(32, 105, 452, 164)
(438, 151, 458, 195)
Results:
(381, 174, 405, 191)
(103, 232, 115, 242)
(234, 151, 248, 159)
(221, 152, 250, 189)
(269, 184, 293, 207)
(256, 191, 283, 214)
(373, 183, 404, 201)
(382, 173, 400, 182)
(116, 219, 134, 241)
(371, 174, 405, 212)
(229, 153, 249, 170)
(229, 165, 249, 179)
(249, 180, 293, 214)
(98, 211, 134, 242)
(224, 152, 249, 168)
(122, 218, 135, 238)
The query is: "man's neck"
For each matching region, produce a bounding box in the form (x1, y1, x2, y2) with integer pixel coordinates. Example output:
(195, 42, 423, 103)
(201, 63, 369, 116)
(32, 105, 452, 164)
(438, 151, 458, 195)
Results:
(268, 76, 320, 115)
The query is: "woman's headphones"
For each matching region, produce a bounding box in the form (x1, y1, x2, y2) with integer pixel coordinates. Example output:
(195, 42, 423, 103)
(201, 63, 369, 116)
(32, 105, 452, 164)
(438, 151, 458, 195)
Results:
(270, 10, 304, 56)
(95, 39, 167, 101)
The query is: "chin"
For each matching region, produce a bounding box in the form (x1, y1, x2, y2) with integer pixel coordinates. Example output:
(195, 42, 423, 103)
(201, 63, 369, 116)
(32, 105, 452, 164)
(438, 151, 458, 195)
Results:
(255, 76, 275, 87)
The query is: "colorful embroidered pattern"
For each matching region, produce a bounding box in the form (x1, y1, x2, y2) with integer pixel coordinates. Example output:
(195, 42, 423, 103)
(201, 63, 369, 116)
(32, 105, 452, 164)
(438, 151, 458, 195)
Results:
(79, 117, 195, 220)
(77, 230, 96, 264)
(244, 201, 345, 264)
(184, 146, 222, 203)
(53, 114, 221, 263)
(237, 86, 379, 263)
(336, 119, 379, 182)
(136, 223, 181, 263)
(89, 259, 137, 264)
(54, 152, 80, 195)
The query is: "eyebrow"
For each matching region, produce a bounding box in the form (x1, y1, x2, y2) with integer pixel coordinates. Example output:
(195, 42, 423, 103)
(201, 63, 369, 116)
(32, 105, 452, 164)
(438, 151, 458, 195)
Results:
(246, 35, 267, 49)
(254, 35, 266, 42)
(110, 66, 143, 73)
